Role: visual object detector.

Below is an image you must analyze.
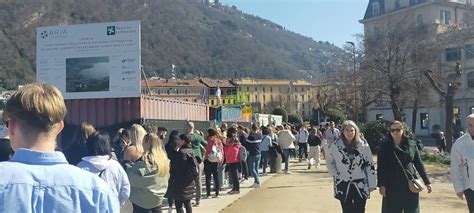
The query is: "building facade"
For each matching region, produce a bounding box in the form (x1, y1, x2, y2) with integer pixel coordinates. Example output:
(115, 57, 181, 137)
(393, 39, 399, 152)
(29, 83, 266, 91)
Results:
(141, 79, 206, 103)
(362, 0, 474, 135)
(232, 78, 313, 119)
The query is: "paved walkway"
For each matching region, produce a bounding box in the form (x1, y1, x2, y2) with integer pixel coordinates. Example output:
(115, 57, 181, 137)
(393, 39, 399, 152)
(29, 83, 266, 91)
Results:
(221, 160, 467, 213)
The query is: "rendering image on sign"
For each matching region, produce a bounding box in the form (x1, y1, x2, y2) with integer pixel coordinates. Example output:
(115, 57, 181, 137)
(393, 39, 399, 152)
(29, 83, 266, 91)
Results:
(66, 56, 110, 93)
(36, 21, 141, 99)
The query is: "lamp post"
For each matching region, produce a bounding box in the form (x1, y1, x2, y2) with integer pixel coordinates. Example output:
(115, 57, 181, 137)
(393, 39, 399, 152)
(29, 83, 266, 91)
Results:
(346, 41, 358, 123)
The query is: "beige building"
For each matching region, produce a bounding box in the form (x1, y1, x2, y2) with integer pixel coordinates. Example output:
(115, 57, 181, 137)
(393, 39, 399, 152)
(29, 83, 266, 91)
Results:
(361, 0, 474, 135)
(141, 79, 205, 103)
(232, 78, 314, 119)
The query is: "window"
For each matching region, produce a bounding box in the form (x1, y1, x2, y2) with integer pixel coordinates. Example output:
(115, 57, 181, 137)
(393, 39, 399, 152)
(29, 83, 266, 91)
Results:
(468, 72, 474, 88)
(372, 2, 380, 16)
(247, 87, 249, 92)
(255, 95, 258, 100)
(263, 87, 266, 93)
(416, 14, 423, 27)
(270, 87, 273, 93)
(376, 114, 384, 121)
(410, 0, 419, 6)
(395, 0, 401, 9)
(446, 48, 461, 61)
(255, 87, 257, 92)
(420, 113, 429, 129)
(301, 95, 305, 101)
(308, 95, 311, 100)
(440, 10, 451, 25)
(263, 95, 266, 101)
(467, 44, 474, 59)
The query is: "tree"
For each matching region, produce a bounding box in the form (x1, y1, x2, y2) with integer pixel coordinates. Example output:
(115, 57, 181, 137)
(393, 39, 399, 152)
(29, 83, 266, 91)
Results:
(362, 16, 431, 121)
(424, 62, 462, 152)
(272, 107, 288, 123)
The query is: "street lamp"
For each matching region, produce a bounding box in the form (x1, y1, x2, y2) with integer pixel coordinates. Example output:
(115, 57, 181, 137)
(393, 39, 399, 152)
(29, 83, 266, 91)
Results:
(346, 41, 358, 123)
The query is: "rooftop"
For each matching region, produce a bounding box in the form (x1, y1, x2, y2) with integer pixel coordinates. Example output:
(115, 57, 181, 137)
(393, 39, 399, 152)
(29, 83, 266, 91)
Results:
(141, 79, 204, 88)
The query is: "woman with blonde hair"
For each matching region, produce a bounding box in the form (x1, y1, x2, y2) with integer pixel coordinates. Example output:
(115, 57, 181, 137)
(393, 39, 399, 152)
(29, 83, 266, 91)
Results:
(378, 120, 431, 213)
(64, 122, 96, 165)
(127, 133, 170, 213)
(124, 124, 147, 162)
(326, 120, 376, 213)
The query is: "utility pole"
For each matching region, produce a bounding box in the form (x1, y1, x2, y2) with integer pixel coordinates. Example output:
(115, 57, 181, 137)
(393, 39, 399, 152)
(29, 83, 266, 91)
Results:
(346, 41, 358, 123)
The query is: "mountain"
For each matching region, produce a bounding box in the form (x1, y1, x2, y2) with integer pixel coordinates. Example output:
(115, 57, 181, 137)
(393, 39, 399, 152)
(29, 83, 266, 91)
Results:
(0, 0, 342, 88)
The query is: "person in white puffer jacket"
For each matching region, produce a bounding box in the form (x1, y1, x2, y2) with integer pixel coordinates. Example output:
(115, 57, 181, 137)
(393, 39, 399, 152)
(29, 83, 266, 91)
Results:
(451, 114, 474, 212)
(277, 125, 296, 174)
(77, 131, 131, 207)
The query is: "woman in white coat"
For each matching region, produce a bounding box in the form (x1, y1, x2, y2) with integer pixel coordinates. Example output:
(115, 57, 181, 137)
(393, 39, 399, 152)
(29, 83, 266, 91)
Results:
(326, 120, 376, 213)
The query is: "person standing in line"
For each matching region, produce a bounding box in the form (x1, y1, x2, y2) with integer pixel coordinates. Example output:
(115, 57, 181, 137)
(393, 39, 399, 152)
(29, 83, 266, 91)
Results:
(326, 120, 376, 213)
(64, 122, 96, 165)
(123, 124, 147, 162)
(77, 131, 131, 207)
(277, 124, 296, 174)
(245, 124, 263, 188)
(126, 133, 170, 213)
(225, 127, 241, 194)
(165, 134, 198, 213)
(216, 127, 227, 191)
(203, 128, 223, 198)
(237, 125, 249, 182)
(164, 130, 180, 213)
(0, 83, 119, 212)
(157, 127, 168, 140)
(307, 128, 322, 170)
(436, 131, 446, 153)
(260, 127, 272, 176)
(378, 120, 432, 213)
(297, 125, 309, 163)
(113, 128, 132, 163)
(451, 114, 474, 212)
(185, 121, 207, 207)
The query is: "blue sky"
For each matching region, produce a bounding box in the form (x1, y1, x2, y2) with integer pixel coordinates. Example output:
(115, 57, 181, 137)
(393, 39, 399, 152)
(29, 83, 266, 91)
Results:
(220, 0, 368, 47)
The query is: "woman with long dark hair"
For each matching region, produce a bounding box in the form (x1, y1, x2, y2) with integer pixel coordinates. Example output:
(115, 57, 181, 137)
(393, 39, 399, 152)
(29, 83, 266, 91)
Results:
(77, 131, 130, 207)
(203, 128, 223, 198)
(378, 120, 432, 213)
(326, 120, 376, 213)
(64, 122, 96, 165)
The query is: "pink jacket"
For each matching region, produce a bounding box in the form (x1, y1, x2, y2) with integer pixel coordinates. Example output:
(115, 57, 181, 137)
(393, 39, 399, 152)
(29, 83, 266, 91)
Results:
(224, 140, 240, 164)
(204, 136, 223, 161)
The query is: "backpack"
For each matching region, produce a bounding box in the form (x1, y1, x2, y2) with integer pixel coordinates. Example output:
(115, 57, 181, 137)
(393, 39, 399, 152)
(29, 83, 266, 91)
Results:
(208, 145, 223, 163)
(238, 145, 248, 161)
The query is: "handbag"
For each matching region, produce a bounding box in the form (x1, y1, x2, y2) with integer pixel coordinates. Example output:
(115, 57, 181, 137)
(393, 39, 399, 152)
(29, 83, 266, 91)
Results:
(393, 151, 425, 193)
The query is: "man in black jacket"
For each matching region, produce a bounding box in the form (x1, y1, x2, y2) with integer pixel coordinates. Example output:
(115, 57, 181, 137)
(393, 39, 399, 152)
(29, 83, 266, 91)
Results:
(245, 124, 262, 188)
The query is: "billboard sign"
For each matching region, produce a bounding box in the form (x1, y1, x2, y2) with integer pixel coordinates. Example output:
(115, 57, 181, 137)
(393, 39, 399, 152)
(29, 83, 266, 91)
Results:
(36, 21, 141, 99)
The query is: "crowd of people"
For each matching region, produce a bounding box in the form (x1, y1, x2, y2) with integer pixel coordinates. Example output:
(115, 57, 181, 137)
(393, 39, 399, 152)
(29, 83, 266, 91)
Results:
(3, 82, 474, 213)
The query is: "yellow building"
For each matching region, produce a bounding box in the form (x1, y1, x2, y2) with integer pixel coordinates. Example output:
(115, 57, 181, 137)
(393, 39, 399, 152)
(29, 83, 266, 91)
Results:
(232, 78, 313, 119)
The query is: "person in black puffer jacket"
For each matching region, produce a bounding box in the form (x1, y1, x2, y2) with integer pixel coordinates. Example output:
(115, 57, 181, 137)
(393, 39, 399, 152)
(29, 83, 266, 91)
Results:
(165, 134, 198, 213)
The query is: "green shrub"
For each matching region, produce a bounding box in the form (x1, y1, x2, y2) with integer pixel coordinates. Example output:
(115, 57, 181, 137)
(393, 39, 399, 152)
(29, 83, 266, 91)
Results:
(288, 113, 303, 125)
(272, 107, 288, 123)
(326, 108, 346, 124)
(420, 150, 450, 165)
(360, 120, 387, 153)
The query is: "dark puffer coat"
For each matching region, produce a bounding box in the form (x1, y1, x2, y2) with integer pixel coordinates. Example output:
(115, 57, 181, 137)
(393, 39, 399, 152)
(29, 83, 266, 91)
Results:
(165, 144, 197, 201)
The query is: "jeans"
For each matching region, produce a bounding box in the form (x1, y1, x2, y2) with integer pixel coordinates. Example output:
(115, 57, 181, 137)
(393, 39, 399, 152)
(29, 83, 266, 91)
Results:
(282, 149, 291, 172)
(227, 162, 240, 192)
(247, 154, 261, 184)
(193, 162, 203, 202)
(132, 203, 162, 213)
(175, 200, 192, 213)
(465, 188, 474, 213)
(339, 184, 366, 213)
(204, 160, 219, 196)
(239, 160, 249, 179)
(261, 151, 269, 173)
(298, 143, 308, 160)
(217, 164, 225, 189)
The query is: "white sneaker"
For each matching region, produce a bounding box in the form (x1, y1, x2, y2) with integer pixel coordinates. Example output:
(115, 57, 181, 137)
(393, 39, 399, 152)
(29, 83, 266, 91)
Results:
(168, 208, 173, 213)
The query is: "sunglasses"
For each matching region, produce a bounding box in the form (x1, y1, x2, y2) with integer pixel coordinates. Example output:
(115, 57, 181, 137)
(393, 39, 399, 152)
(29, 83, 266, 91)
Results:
(390, 128, 402, 133)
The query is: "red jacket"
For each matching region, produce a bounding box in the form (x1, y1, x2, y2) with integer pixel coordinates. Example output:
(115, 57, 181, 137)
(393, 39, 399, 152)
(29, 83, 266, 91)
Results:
(224, 139, 240, 164)
(204, 136, 223, 161)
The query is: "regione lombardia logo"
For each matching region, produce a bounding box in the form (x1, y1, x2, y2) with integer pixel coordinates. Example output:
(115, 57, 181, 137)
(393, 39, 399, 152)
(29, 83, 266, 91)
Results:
(40, 30, 48, 39)
(107, 26, 115, 35)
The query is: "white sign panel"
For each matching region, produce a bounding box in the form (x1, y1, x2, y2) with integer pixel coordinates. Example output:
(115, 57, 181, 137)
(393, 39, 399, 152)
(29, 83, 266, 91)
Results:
(36, 21, 141, 99)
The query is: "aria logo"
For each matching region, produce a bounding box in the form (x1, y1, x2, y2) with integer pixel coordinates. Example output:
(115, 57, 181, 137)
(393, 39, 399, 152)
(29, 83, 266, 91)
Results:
(107, 26, 115, 35)
(40, 29, 67, 39)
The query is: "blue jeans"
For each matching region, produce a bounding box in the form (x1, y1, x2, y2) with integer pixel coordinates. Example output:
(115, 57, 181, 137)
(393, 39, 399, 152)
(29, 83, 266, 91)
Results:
(217, 164, 225, 188)
(282, 149, 291, 172)
(247, 154, 261, 184)
(261, 151, 269, 173)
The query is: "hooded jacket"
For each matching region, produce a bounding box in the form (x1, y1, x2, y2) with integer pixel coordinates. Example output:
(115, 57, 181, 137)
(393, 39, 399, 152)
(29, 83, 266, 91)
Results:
(77, 155, 130, 206)
(126, 158, 170, 209)
(277, 130, 296, 149)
